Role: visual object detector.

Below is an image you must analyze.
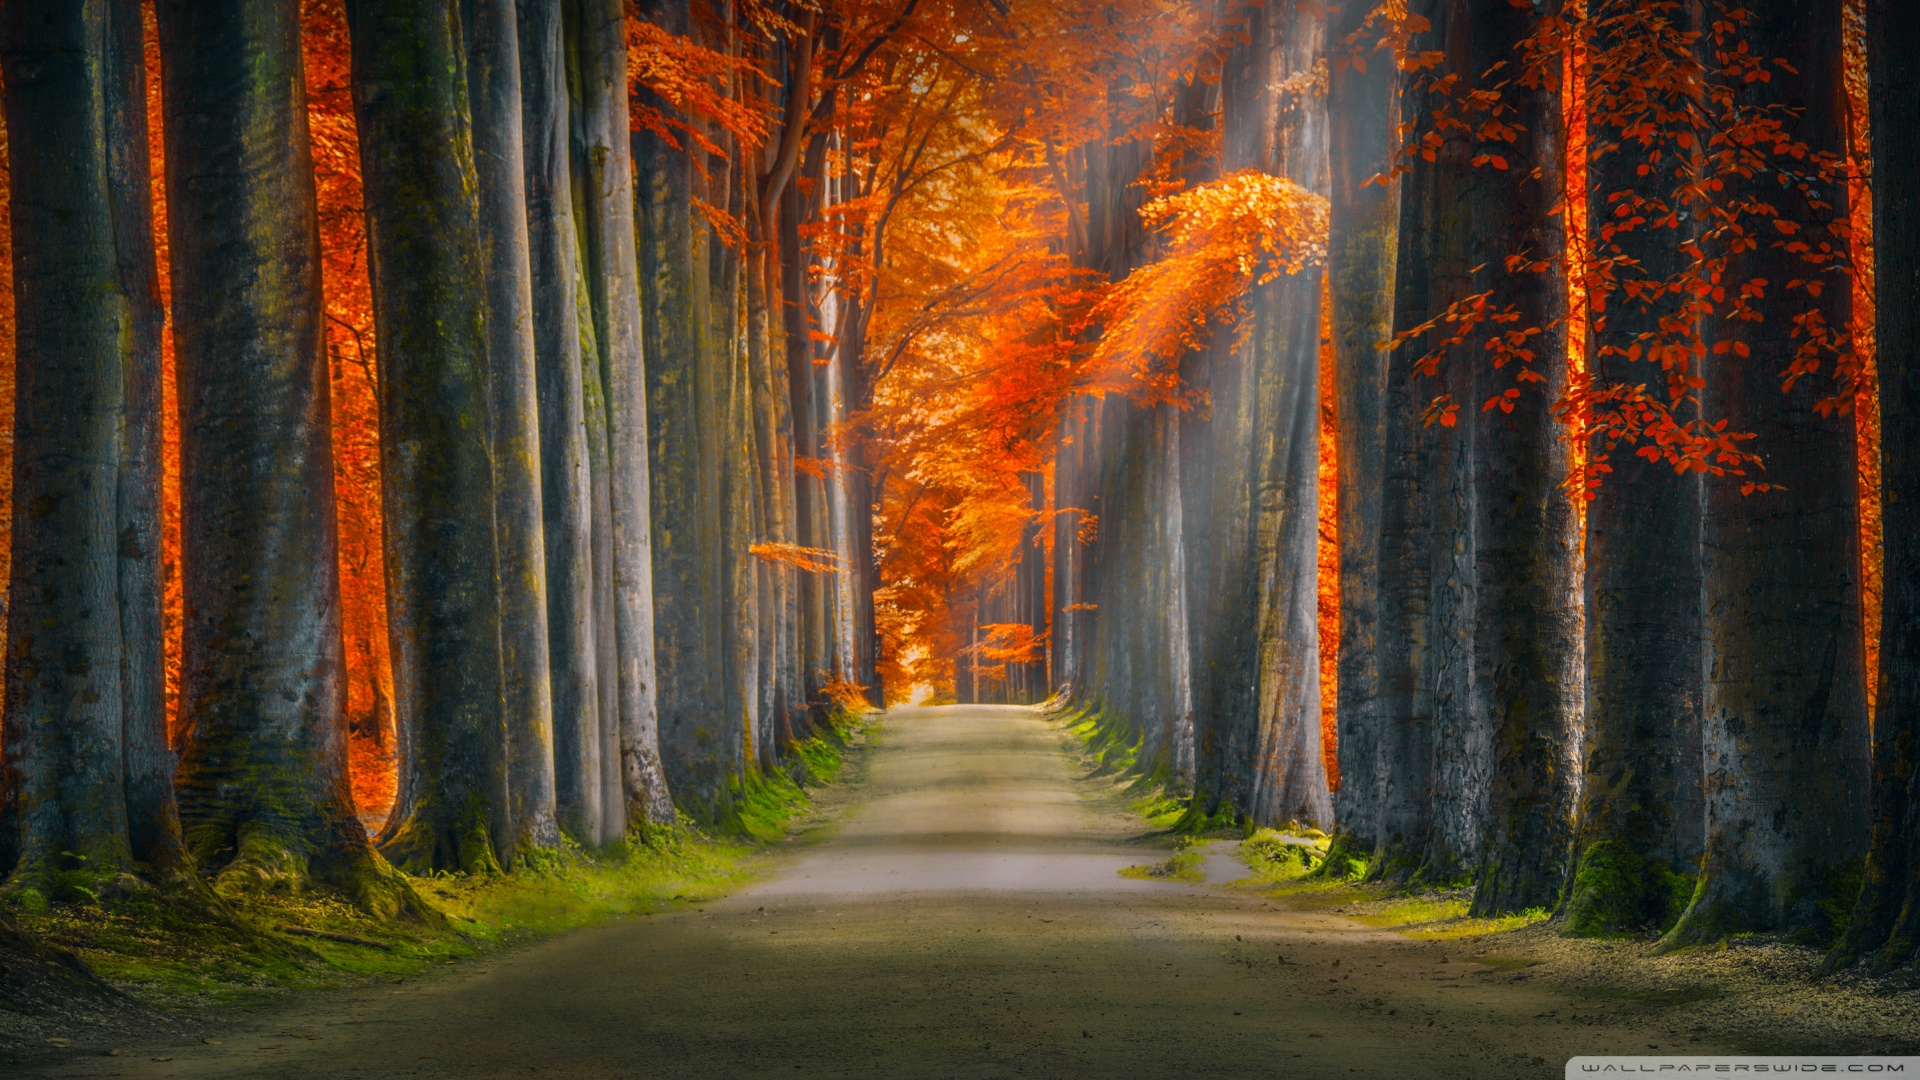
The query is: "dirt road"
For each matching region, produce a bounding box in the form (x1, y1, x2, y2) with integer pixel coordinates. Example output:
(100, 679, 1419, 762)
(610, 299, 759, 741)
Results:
(16, 705, 1724, 1078)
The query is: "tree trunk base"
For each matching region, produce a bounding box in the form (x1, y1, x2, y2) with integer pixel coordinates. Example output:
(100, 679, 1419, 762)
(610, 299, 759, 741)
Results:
(1560, 840, 1694, 938)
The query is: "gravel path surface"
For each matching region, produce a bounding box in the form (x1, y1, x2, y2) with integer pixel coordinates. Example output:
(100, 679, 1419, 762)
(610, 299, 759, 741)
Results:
(10, 704, 1909, 1078)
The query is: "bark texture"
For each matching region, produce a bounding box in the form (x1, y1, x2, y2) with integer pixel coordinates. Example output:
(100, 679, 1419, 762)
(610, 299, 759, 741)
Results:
(1832, 0, 1920, 971)
(520, 0, 605, 846)
(352, 0, 512, 876)
(161, 0, 418, 914)
(1664, 0, 1869, 948)
(569, 0, 673, 830)
(467, 0, 560, 859)
(1, 0, 136, 896)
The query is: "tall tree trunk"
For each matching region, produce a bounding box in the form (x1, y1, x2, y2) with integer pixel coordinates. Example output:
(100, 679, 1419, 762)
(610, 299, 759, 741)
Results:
(1564, 0, 1706, 936)
(161, 0, 420, 914)
(1215, 0, 1332, 828)
(1663, 0, 1868, 948)
(569, 0, 672, 830)
(634, 0, 727, 805)
(1368, 0, 1471, 882)
(352, 0, 511, 876)
(105, 0, 181, 879)
(1467, 0, 1583, 918)
(466, 0, 559, 859)
(1833, 0, 1920, 971)
(519, 0, 604, 848)
(573, 234, 617, 846)
(1324, 0, 1398, 862)
(1, 0, 134, 897)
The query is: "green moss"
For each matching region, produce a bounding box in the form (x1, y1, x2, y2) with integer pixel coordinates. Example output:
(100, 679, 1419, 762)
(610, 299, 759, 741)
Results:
(1241, 828, 1329, 882)
(6, 718, 871, 1012)
(1308, 831, 1370, 882)
(691, 717, 859, 842)
(1563, 841, 1696, 938)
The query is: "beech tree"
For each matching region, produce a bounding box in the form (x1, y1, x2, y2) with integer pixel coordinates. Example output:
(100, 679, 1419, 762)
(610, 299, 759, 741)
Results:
(520, 0, 605, 845)
(1662, 0, 1869, 949)
(466, 0, 560, 856)
(1462, 0, 1581, 920)
(1834, 0, 1920, 971)
(160, 0, 418, 912)
(1564, 0, 1708, 936)
(350, 0, 511, 874)
(0, 0, 184, 898)
(569, 0, 673, 829)
(1324, 0, 1398, 871)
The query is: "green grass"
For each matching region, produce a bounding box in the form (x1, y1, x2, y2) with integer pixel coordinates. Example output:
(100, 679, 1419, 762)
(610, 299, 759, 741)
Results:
(1120, 851, 1205, 883)
(12, 714, 873, 1010)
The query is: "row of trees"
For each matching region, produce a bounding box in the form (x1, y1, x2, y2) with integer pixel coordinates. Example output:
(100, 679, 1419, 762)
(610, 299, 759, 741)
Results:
(914, 0, 1919, 970)
(990, 0, 1920, 968)
(0, 0, 901, 910)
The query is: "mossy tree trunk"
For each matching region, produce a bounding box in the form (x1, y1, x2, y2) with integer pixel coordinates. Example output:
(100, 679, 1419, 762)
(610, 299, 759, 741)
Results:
(0, 0, 137, 899)
(1467, 0, 1582, 919)
(465, 0, 560, 859)
(568, 0, 673, 831)
(1564, 0, 1706, 937)
(1832, 0, 1920, 971)
(1662, 0, 1868, 949)
(160, 0, 422, 915)
(351, 0, 511, 876)
(519, 0, 605, 847)
(633, 0, 728, 806)
(1324, 0, 1399, 861)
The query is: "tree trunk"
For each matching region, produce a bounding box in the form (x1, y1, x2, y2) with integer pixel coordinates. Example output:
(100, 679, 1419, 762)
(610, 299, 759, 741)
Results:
(161, 0, 421, 915)
(465, 0, 559, 860)
(1832, 0, 1920, 971)
(1238, 0, 1332, 829)
(1663, 0, 1868, 948)
(569, 0, 672, 831)
(1324, 0, 1399, 860)
(352, 0, 511, 876)
(1467, 0, 1583, 919)
(1365, 0, 1471, 883)
(1, 0, 134, 898)
(105, 0, 183, 880)
(519, 0, 604, 848)
(1564, 0, 1706, 937)
(633, 0, 728, 806)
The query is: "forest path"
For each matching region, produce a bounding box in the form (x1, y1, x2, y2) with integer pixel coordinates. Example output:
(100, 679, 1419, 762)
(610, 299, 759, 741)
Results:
(26, 705, 1710, 1078)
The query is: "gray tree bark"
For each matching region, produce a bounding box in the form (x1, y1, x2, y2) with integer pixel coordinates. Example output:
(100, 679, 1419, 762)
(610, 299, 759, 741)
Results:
(466, 0, 560, 860)
(161, 0, 422, 914)
(568, 0, 673, 831)
(1663, 0, 1869, 949)
(352, 0, 512, 876)
(519, 0, 605, 847)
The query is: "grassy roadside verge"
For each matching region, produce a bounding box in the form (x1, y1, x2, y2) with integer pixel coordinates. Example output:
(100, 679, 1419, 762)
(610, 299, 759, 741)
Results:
(2, 713, 877, 1048)
(1048, 702, 1550, 941)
